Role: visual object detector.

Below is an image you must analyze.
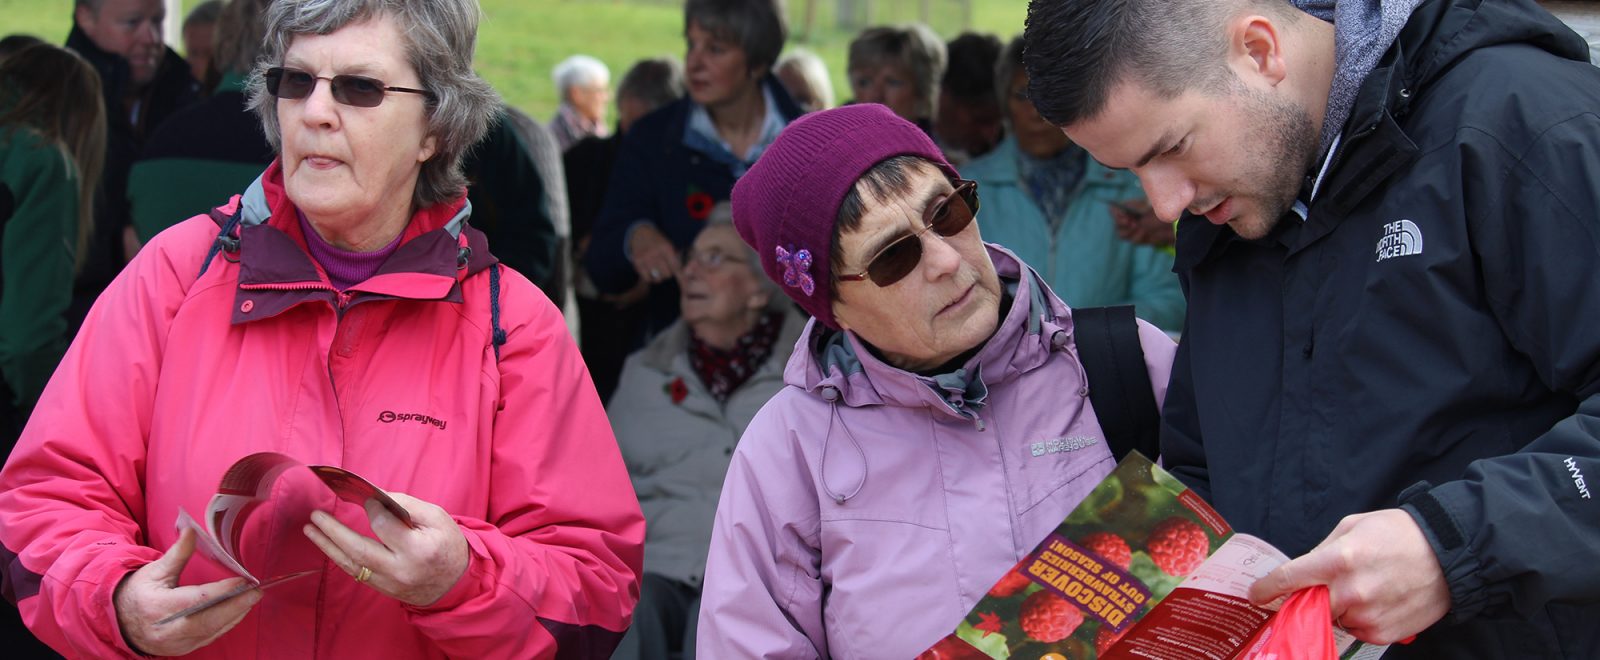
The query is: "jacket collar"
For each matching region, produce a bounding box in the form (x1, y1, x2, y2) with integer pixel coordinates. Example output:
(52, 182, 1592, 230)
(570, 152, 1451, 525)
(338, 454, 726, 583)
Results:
(66, 24, 130, 106)
(786, 244, 1079, 420)
(646, 75, 806, 157)
(210, 159, 496, 324)
(67, 24, 195, 134)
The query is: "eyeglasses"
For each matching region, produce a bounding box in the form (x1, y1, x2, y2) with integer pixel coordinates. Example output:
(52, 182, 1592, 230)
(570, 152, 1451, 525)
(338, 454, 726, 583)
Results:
(264, 66, 433, 108)
(839, 179, 980, 287)
(685, 248, 747, 270)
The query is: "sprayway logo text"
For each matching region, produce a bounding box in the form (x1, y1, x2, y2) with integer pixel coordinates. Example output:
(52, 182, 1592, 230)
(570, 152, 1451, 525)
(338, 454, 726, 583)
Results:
(377, 410, 448, 430)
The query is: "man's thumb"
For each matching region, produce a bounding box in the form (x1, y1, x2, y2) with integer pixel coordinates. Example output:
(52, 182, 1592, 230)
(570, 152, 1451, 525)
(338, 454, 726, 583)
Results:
(1249, 552, 1332, 607)
(149, 527, 198, 586)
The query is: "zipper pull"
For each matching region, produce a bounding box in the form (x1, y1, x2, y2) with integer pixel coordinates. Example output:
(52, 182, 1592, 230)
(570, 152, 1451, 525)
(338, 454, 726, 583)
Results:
(973, 414, 986, 432)
(336, 291, 352, 309)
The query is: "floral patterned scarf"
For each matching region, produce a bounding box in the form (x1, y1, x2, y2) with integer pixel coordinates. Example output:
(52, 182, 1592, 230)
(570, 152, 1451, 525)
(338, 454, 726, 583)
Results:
(688, 311, 783, 403)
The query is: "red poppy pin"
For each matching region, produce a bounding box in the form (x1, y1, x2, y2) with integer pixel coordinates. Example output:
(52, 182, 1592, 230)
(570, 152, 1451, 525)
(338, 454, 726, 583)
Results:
(685, 189, 715, 222)
(664, 377, 689, 404)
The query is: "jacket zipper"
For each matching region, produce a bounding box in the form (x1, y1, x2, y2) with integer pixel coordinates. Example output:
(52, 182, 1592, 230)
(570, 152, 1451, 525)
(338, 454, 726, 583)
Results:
(241, 278, 344, 658)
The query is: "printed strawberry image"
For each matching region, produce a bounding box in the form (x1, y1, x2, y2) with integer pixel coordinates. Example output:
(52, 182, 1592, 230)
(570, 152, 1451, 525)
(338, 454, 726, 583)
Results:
(1147, 517, 1208, 576)
(1018, 590, 1085, 643)
(1081, 531, 1132, 570)
(987, 559, 1033, 598)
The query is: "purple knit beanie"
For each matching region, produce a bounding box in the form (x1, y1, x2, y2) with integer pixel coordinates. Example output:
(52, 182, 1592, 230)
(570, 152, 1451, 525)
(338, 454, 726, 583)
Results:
(732, 104, 958, 329)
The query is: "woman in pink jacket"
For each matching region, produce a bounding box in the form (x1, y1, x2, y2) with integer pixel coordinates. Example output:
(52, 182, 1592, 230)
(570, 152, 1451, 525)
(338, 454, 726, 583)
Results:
(698, 104, 1177, 657)
(0, 0, 643, 657)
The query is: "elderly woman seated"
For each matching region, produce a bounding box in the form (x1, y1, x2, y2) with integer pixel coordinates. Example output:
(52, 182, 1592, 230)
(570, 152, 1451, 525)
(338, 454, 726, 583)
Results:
(0, 0, 642, 657)
(608, 211, 805, 660)
(696, 104, 1177, 657)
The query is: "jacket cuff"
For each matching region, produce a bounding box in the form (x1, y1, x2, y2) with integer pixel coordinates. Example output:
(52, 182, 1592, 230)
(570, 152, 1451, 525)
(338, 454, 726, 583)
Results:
(1398, 480, 1495, 622)
(404, 521, 491, 614)
(621, 220, 653, 261)
(101, 558, 157, 657)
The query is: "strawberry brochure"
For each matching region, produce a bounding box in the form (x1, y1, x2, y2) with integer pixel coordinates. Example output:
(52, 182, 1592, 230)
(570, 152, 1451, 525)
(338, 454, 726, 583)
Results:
(920, 453, 1389, 660)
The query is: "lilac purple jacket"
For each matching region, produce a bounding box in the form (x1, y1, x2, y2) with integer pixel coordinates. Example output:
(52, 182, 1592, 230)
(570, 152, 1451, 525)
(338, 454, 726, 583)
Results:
(697, 246, 1176, 658)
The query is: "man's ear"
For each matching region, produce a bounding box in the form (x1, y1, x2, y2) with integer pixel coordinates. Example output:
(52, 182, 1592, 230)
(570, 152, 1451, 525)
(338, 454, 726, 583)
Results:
(75, 4, 98, 30)
(1228, 15, 1288, 88)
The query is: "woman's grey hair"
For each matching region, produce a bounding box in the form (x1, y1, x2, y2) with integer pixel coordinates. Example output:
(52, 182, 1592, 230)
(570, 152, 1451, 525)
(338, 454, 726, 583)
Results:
(848, 24, 946, 120)
(552, 54, 609, 98)
(707, 204, 784, 305)
(246, 0, 501, 210)
(617, 56, 684, 112)
(684, 0, 787, 75)
(775, 48, 833, 110)
(994, 34, 1024, 118)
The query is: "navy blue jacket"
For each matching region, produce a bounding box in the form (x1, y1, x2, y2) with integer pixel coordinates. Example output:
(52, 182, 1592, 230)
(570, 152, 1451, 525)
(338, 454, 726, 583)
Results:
(583, 77, 802, 338)
(1163, 0, 1600, 656)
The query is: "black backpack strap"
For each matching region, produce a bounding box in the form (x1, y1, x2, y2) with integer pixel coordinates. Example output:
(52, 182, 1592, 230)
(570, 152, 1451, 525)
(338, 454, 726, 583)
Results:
(198, 205, 245, 279)
(1073, 306, 1160, 462)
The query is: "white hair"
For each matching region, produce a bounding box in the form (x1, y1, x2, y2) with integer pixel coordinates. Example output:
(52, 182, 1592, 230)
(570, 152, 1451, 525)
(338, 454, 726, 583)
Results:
(776, 48, 834, 109)
(552, 54, 610, 97)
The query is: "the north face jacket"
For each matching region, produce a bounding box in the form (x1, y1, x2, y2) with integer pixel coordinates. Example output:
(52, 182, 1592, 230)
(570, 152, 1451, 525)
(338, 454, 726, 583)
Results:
(1163, 0, 1600, 656)
(0, 160, 644, 658)
(697, 245, 1176, 658)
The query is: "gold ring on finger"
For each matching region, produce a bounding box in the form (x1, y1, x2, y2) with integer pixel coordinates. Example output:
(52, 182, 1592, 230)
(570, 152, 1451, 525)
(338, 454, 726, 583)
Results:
(355, 565, 372, 583)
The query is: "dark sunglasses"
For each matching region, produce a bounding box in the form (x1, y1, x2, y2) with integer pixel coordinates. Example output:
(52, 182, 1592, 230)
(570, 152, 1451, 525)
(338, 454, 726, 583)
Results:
(840, 179, 980, 287)
(264, 66, 433, 108)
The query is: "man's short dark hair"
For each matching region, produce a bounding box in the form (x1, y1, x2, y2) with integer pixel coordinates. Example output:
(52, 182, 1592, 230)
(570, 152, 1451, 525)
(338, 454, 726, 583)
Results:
(943, 32, 1002, 103)
(1022, 0, 1295, 126)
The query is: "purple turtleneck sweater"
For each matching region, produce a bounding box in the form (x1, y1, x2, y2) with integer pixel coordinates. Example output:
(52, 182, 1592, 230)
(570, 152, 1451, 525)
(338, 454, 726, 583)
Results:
(299, 212, 404, 291)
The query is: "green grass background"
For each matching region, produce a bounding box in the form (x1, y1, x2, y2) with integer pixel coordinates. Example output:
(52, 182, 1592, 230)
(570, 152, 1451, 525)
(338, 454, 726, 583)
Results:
(3, 0, 1028, 121)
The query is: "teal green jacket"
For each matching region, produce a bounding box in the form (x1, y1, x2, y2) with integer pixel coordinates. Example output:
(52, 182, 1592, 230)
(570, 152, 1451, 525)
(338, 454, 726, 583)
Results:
(0, 126, 77, 415)
(962, 136, 1185, 333)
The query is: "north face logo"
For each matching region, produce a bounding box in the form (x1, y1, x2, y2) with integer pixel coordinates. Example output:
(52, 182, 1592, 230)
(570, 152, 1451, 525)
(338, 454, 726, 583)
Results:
(1376, 219, 1424, 262)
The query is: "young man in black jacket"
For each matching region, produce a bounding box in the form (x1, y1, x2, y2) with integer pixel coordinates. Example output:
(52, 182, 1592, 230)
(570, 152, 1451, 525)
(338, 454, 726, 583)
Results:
(1024, 0, 1600, 656)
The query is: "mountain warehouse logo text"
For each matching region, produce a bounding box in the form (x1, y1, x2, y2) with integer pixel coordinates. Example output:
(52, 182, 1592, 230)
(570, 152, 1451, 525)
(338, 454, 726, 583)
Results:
(377, 410, 448, 430)
(1376, 219, 1424, 262)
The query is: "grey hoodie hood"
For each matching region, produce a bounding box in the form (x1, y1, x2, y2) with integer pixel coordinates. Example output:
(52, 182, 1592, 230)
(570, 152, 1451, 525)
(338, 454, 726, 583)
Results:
(1295, 0, 1428, 160)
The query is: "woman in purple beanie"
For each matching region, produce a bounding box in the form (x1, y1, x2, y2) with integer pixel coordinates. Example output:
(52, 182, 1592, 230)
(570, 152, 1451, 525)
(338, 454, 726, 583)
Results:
(696, 103, 1178, 657)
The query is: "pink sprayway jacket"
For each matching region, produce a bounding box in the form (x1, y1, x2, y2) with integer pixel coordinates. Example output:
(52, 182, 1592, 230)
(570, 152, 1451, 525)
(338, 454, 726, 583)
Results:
(0, 161, 644, 659)
(697, 246, 1176, 658)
